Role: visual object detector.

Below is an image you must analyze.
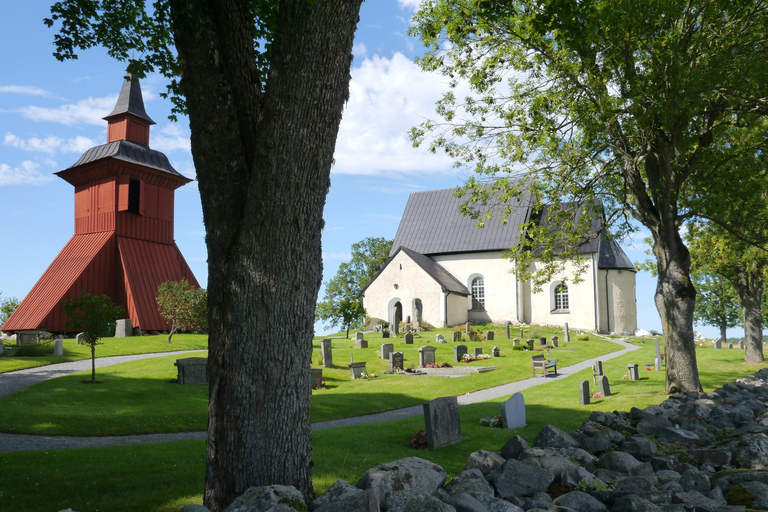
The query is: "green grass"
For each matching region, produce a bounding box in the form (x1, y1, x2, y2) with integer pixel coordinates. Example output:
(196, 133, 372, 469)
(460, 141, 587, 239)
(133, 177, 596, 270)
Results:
(0, 334, 208, 373)
(0, 324, 620, 436)
(0, 340, 762, 512)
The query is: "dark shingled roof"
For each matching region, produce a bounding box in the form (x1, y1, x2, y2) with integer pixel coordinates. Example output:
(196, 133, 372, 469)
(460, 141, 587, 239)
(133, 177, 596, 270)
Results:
(597, 237, 635, 271)
(103, 75, 155, 125)
(67, 139, 185, 178)
(390, 187, 532, 257)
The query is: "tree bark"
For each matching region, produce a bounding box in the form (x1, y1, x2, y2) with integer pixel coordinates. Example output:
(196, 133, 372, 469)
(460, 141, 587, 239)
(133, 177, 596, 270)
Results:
(652, 231, 701, 393)
(169, 1, 362, 510)
(719, 322, 727, 345)
(735, 266, 765, 363)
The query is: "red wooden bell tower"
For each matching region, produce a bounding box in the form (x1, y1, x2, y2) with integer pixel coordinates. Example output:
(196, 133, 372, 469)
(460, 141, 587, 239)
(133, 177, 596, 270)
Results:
(2, 76, 199, 334)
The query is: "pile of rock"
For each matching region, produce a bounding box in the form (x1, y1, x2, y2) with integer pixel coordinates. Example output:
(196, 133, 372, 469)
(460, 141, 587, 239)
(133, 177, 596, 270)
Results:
(186, 368, 768, 512)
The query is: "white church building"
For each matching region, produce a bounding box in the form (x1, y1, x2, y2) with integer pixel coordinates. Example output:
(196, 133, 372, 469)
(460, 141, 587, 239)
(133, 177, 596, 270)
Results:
(361, 187, 637, 335)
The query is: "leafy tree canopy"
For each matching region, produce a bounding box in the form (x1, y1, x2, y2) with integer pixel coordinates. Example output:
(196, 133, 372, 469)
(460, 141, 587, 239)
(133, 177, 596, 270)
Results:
(0, 294, 20, 325)
(316, 237, 392, 334)
(157, 279, 208, 343)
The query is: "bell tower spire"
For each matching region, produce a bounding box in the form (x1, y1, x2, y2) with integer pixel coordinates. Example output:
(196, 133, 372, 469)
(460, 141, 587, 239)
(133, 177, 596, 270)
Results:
(103, 74, 155, 146)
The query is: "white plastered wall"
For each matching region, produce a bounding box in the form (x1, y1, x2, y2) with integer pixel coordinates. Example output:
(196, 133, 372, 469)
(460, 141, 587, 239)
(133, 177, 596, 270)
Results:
(597, 269, 637, 335)
(362, 250, 446, 328)
(433, 251, 519, 324)
(526, 256, 598, 332)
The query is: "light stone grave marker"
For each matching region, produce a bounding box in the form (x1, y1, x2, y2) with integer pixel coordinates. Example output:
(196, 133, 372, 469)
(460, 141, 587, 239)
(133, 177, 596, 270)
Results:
(564, 323, 570, 342)
(492, 345, 500, 357)
(505, 321, 511, 339)
(53, 336, 64, 357)
(174, 357, 208, 385)
(465, 322, 471, 335)
(381, 343, 394, 360)
(598, 375, 611, 397)
(501, 392, 526, 429)
(436, 334, 446, 343)
(513, 338, 520, 346)
(355, 337, 368, 349)
(627, 363, 639, 381)
(579, 380, 590, 405)
(473, 347, 483, 357)
(423, 396, 462, 449)
(551, 335, 558, 348)
(356, 332, 364, 341)
(115, 319, 132, 338)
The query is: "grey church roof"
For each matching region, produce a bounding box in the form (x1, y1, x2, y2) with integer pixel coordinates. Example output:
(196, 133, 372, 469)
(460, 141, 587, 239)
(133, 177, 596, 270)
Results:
(67, 139, 185, 178)
(597, 237, 635, 270)
(390, 187, 532, 257)
(103, 75, 155, 125)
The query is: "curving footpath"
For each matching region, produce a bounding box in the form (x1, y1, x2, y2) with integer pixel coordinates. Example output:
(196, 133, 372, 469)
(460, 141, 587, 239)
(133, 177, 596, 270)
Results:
(0, 340, 639, 453)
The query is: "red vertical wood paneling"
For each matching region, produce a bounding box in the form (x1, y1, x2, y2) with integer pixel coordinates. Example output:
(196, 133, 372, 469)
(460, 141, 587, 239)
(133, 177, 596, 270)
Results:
(140, 182, 158, 219)
(107, 119, 127, 143)
(118, 176, 130, 211)
(158, 187, 173, 222)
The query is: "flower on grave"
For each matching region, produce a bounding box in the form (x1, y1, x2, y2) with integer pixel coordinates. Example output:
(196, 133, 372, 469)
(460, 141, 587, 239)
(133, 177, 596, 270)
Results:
(410, 429, 428, 449)
(479, 416, 503, 428)
(592, 391, 602, 398)
(646, 367, 652, 371)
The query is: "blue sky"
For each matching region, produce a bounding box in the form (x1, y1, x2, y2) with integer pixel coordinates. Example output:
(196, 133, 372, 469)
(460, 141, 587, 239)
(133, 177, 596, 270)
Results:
(0, 1, 733, 339)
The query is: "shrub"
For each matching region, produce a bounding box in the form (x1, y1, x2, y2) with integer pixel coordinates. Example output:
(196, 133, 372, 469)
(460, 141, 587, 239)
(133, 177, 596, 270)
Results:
(576, 334, 590, 341)
(410, 429, 428, 449)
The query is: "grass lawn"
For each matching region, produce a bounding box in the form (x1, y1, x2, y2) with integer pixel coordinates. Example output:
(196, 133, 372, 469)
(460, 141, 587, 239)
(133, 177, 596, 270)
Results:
(0, 340, 762, 512)
(0, 334, 208, 374)
(0, 324, 621, 435)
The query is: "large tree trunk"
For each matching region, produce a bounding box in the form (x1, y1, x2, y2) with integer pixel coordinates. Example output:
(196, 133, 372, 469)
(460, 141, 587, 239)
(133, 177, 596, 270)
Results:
(649, 219, 702, 393)
(169, 1, 362, 510)
(735, 266, 765, 363)
(719, 321, 727, 345)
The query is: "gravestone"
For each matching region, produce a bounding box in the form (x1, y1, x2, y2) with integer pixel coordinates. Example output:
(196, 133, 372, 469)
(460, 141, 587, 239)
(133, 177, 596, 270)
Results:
(419, 345, 437, 366)
(486, 331, 494, 341)
(348, 362, 367, 379)
(115, 319, 132, 338)
(473, 347, 483, 357)
(453, 331, 461, 342)
(627, 363, 639, 381)
(740, 340, 745, 350)
(423, 396, 462, 449)
(564, 323, 570, 342)
(381, 343, 394, 360)
(174, 357, 208, 385)
(505, 321, 511, 339)
(655, 355, 662, 371)
(404, 333, 414, 345)
(356, 332, 365, 341)
(76, 332, 87, 345)
(579, 380, 590, 405)
(383, 331, 390, 339)
(513, 338, 520, 346)
(655, 338, 662, 369)
(501, 392, 526, 429)
(492, 345, 500, 357)
(714, 340, 722, 349)
(465, 322, 471, 335)
(53, 336, 64, 357)
(355, 337, 368, 349)
(539, 337, 547, 347)
(310, 368, 323, 390)
(598, 375, 611, 397)
(454, 344, 468, 362)
(413, 298, 423, 327)
(520, 327, 525, 339)
(389, 352, 404, 371)
(551, 335, 558, 348)
(526, 339, 535, 350)
(594, 361, 603, 376)
(321, 338, 334, 368)
(436, 334, 446, 343)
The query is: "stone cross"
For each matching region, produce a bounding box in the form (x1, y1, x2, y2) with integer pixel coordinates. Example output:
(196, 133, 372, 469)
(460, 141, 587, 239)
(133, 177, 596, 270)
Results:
(454, 344, 468, 362)
(419, 345, 437, 366)
(598, 375, 611, 397)
(564, 323, 570, 343)
(501, 393, 526, 429)
(423, 396, 462, 449)
(404, 333, 414, 344)
(579, 380, 590, 405)
(321, 338, 333, 368)
(381, 343, 394, 360)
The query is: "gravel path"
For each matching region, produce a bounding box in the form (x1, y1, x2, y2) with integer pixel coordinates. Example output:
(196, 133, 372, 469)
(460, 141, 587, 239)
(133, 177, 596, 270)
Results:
(0, 339, 639, 453)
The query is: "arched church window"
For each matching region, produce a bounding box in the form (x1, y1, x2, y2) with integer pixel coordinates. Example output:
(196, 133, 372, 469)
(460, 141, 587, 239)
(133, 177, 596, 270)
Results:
(471, 277, 485, 310)
(554, 283, 569, 311)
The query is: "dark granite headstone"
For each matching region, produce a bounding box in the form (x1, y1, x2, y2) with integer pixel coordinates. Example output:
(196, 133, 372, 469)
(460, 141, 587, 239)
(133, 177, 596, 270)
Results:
(486, 331, 494, 341)
(551, 335, 558, 348)
(423, 396, 462, 449)
(419, 345, 437, 366)
(355, 338, 368, 349)
(175, 357, 208, 385)
(453, 331, 461, 342)
(389, 351, 404, 371)
(321, 338, 333, 368)
(579, 380, 590, 405)
(598, 375, 611, 397)
(454, 344, 468, 362)
(404, 333, 413, 344)
(473, 347, 483, 357)
(505, 322, 511, 339)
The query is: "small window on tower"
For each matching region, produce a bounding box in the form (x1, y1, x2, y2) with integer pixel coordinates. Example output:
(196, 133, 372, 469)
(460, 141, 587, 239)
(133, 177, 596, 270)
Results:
(128, 179, 141, 214)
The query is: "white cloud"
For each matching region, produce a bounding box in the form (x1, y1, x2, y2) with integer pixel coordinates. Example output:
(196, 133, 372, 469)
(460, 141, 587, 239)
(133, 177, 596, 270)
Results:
(0, 85, 53, 97)
(353, 43, 368, 59)
(396, 0, 423, 9)
(0, 161, 53, 186)
(4, 132, 97, 155)
(17, 95, 117, 126)
(333, 52, 456, 176)
(152, 123, 191, 153)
